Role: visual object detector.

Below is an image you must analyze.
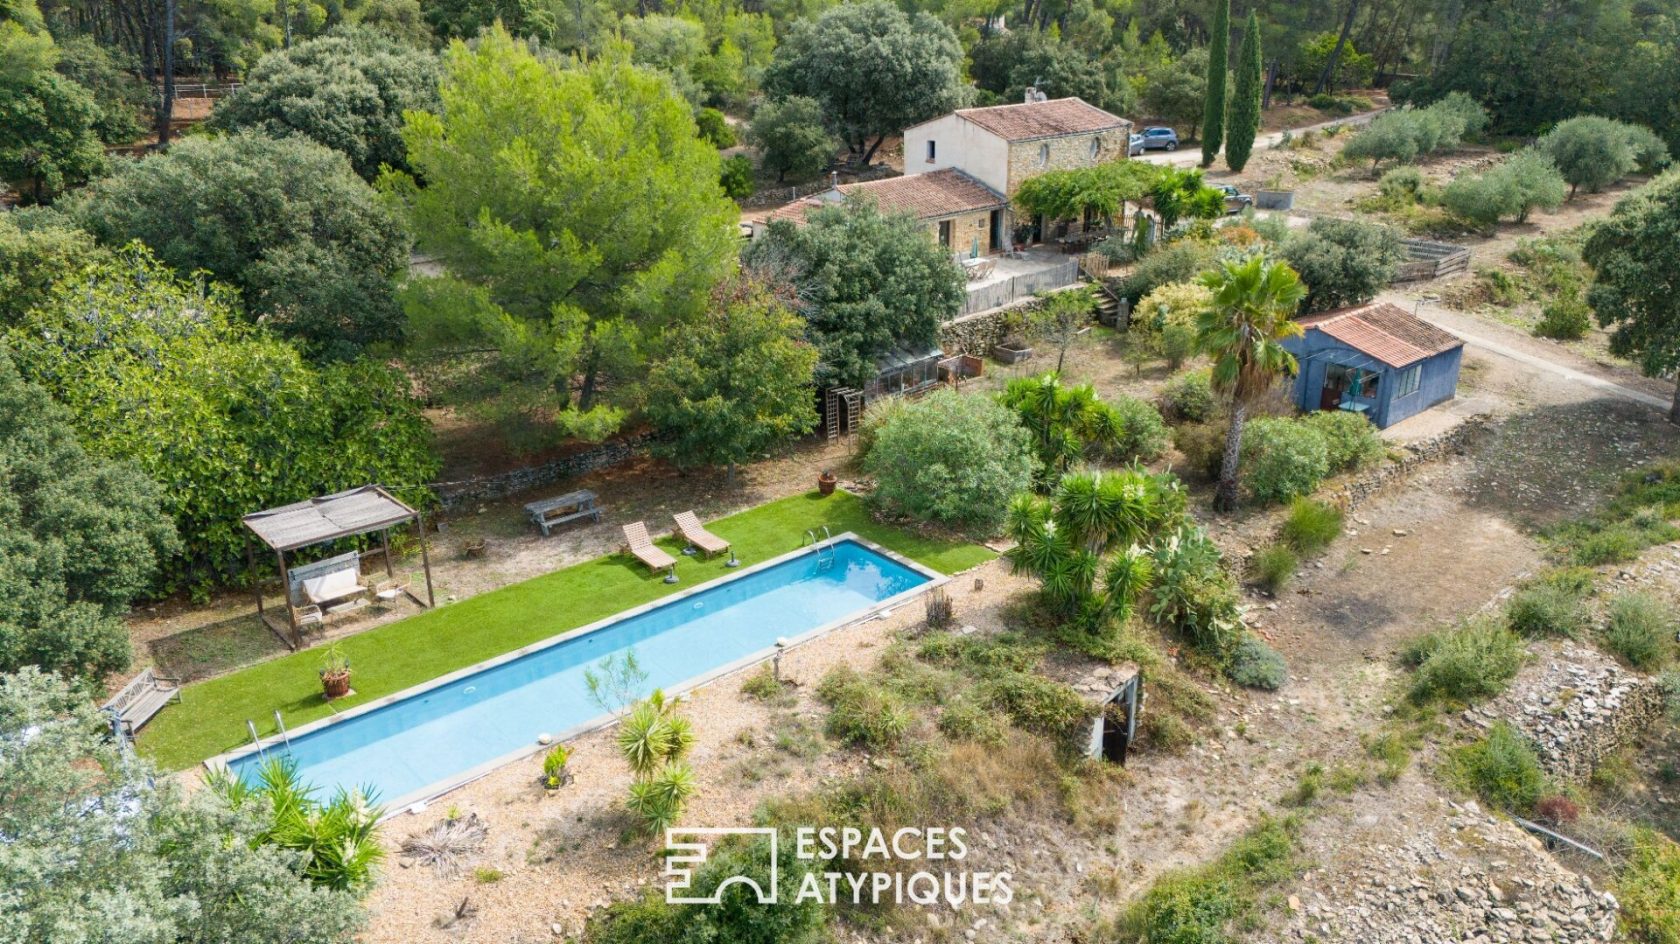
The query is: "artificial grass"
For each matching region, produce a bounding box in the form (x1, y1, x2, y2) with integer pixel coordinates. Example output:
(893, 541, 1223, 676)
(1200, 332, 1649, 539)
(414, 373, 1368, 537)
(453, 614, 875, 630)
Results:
(138, 490, 993, 771)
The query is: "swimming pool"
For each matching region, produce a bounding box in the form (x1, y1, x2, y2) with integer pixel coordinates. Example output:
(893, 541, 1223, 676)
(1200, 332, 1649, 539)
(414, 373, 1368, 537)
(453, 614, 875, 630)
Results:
(215, 535, 938, 810)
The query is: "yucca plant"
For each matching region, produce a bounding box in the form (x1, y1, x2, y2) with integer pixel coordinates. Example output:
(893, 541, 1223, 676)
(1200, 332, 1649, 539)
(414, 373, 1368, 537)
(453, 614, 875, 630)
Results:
(617, 691, 700, 836)
(999, 372, 1128, 488)
(626, 762, 697, 834)
(210, 755, 385, 893)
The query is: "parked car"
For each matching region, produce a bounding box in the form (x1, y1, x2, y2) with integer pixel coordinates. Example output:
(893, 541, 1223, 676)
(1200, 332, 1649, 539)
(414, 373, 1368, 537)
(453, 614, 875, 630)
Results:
(1215, 184, 1253, 214)
(1128, 133, 1145, 156)
(1139, 127, 1179, 151)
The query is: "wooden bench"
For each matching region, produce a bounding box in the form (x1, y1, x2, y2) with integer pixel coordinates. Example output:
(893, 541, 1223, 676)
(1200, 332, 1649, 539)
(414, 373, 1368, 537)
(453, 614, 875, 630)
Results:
(102, 667, 181, 736)
(524, 489, 602, 536)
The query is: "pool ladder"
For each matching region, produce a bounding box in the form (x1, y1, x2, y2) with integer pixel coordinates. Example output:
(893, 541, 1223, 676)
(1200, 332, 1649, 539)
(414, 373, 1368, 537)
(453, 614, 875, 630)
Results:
(804, 526, 836, 568)
(245, 710, 293, 762)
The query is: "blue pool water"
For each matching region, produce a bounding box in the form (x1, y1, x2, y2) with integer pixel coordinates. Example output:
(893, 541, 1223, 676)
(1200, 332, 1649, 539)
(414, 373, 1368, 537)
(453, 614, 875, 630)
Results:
(228, 539, 929, 808)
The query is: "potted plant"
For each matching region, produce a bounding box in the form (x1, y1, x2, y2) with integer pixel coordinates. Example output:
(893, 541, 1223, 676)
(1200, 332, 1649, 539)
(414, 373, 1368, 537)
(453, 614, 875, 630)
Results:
(992, 333, 1033, 365)
(817, 469, 837, 496)
(318, 643, 352, 700)
(541, 744, 572, 791)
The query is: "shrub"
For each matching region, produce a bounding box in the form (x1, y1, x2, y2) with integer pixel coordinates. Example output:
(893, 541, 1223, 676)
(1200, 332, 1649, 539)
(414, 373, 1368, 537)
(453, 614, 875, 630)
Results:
(1450, 723, 1548, 814)
(718, 153, 755, 200)
(937, 699, 1005, 745)
(542, 744, 571, 789)
(864, 389, 1035, 534)
(1570, 522, 1650, 566)
(1104, 394, 1171, 462)
(1228, 634, 1288, 690)
(695, 107, 736, 148)
(1172, 420, 1226, 478)
(1603, 592, 1673, 671)
(1378, 166, 1425, 202)
(1280, 498, 1343, 555)
(980, 673, 1089, 748)
(1534, 794, 1580, 826)
(1159, 368, 1217, 423)
(1535, 296, 1591, 340)
(1241, 417, 1331, 505)
(1540, 115, 1649, 197)
(1149, 524, 1244, 660)
(1618, 827, 1680, 944)
(1282, 217, 1405, 313)
(1406, 617, 1525, 705)
(1250, 544, 1298, 594)
(1116, 816, 1296, 943)
(1505, 570, 1592, 638)
(818, 666, 910, 750)
(1134, 281, 1213, 336)
(740, 664, 786, 702)
(1114, 241, 1218, 304)
(1302, 410, 1384, 471)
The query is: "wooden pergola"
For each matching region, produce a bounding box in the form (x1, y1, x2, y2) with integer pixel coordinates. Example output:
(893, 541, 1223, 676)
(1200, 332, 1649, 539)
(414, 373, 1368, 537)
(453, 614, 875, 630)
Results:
(242, 485, 436, 650)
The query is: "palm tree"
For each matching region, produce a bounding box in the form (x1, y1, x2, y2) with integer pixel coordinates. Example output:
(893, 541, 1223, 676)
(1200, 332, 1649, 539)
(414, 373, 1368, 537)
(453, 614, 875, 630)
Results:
(1195, 256, 1307, 512)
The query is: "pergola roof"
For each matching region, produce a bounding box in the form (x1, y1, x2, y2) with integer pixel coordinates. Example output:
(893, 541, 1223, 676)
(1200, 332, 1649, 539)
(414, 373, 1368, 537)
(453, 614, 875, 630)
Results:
(243, 485, 417, 553)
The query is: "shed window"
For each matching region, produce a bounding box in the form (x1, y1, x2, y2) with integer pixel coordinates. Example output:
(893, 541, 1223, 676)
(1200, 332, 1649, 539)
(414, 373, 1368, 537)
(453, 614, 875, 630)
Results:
(1396, 364, 1421, 397)
(1039, 143, 1050, 166)
(926, 140, 937, 163)
(1090, 137, 1102, 158)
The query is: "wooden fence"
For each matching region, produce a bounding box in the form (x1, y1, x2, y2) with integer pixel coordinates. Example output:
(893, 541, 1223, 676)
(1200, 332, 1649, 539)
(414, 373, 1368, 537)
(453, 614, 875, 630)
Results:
(960, 258, 1081, 316)
(1393, 238, 1471, 282)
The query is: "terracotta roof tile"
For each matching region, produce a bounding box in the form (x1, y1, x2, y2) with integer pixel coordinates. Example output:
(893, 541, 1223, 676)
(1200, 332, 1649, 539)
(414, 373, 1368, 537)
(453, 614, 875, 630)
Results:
(953, 97, 1130, 141)
(1296, 302, 1464, 368)
(750, 169, 1006, 226)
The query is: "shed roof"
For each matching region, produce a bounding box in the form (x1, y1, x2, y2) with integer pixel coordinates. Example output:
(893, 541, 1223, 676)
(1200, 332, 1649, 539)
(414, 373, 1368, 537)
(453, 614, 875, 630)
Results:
(243, 485, 417, 552)
(752, 169, 1006, 226)
(1296, 302, 1464, 368)
(951, 97, 1130, 141)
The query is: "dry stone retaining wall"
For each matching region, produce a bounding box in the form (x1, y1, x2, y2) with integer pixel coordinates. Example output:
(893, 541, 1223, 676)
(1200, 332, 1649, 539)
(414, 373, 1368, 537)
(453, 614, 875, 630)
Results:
(431, 433, 656, 510)
(1468, 642, 1665, 783)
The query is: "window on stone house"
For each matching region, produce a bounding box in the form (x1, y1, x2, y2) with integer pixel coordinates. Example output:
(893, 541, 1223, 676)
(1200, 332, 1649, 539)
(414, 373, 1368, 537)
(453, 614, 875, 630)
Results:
(927, 140, 936, 163)
(1090, 137, 1101, 159)
(1038, 143, 1050, 166)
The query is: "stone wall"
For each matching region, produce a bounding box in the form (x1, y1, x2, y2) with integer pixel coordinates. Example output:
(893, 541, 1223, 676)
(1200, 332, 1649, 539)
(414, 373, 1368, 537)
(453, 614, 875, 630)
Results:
(938, 297, 1047, 355)
(431, 432, 656, 510)
(930, 207, 996, 256)
(1005, 131, 1131, 194)
(1328, 414, 1490, 513)
(1469, 641, 1666, 783)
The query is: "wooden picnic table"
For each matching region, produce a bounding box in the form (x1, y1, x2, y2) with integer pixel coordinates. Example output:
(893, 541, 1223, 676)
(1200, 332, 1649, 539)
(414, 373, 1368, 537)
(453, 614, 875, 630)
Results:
(525, 489, 603, 536)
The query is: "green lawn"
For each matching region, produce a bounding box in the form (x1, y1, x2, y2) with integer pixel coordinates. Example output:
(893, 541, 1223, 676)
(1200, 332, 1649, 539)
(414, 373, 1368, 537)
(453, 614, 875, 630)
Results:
(139, 490, 993, 771)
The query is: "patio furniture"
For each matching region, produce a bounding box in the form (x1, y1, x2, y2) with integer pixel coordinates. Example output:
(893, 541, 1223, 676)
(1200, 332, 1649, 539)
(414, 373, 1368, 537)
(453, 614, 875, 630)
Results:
(960, 257, 995, 281)
(524, 489, 602, 536)
(673, 511, 730, 558)
(103, 667, 181, 737)
(623, 521, 678, 583)
(302, 567, 368, 608)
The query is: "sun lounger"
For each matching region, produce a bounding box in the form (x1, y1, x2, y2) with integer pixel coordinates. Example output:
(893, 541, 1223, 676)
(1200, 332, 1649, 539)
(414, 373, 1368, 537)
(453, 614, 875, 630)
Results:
(623, 521, 678, 583)
(673, 511, 730, 558)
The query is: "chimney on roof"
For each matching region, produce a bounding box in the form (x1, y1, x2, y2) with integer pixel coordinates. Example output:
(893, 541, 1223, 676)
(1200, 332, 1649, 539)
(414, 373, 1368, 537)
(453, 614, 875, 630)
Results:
(1024, 85, 1047, 104)
(830, 170, 839, 189)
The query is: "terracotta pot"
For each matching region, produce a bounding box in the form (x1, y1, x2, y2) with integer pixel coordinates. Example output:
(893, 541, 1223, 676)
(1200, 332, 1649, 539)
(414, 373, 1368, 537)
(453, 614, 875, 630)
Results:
(817, 472, 837, 496)
(321, 669, 351, 699)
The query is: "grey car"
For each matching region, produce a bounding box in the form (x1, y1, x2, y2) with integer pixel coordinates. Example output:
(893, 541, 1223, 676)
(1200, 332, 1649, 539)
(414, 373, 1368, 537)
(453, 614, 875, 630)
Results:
(1140, 127, 1179, 151)
(1129, 133, 1145, 156)
(1215, 184, 1253, 214)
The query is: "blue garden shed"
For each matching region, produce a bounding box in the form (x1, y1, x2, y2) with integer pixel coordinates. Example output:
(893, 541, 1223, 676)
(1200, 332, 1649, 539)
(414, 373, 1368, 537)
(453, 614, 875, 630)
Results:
(1281, 302, 1465, 429)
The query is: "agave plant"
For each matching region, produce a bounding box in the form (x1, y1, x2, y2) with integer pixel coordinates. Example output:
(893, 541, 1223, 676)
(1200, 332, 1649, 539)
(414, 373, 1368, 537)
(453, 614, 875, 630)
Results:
(212, 755, 385, 894)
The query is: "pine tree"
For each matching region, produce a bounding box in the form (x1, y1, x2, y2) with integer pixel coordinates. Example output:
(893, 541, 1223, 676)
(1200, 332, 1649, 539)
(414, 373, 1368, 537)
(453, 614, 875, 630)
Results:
(1200, 0, 1230, 167)
(1225, 10, 1263, 172)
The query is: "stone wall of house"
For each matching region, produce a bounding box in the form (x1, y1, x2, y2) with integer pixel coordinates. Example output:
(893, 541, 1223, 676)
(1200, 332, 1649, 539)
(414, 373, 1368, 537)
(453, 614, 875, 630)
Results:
(431, 433, 656, 510)
(1006, 131, 1131, 194)
(1467, 642, 1665, 783)
(929, 207, 997, 256)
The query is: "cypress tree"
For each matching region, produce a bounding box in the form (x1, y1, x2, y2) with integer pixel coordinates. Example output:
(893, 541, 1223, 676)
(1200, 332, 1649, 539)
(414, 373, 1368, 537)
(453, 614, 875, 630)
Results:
(1225, 11, 1263, 172)
(1200, 0, 1230, 167)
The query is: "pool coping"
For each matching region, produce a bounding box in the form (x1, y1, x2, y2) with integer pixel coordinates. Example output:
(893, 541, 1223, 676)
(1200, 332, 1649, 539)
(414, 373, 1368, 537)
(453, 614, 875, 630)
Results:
(204, 532, 946, 816)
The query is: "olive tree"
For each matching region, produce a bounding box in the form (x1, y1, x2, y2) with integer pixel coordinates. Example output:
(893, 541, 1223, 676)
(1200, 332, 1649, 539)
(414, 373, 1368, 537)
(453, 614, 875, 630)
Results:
(1282, 217, 1403, 313)
(1541, 115, 1668, 198)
